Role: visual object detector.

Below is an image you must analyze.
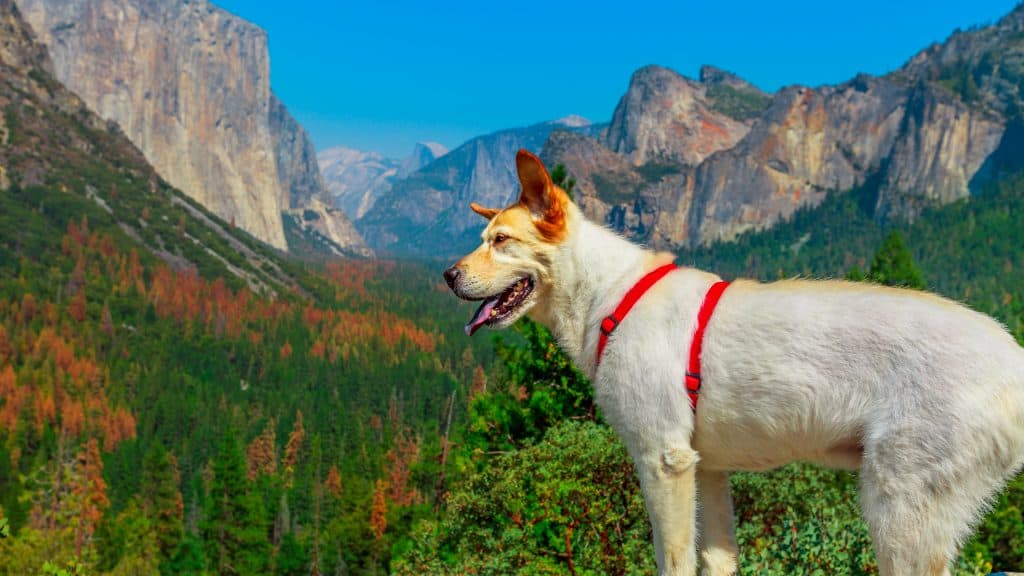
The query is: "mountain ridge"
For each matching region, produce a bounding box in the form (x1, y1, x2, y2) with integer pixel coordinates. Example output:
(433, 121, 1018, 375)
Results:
(542, 10, 1022, 254)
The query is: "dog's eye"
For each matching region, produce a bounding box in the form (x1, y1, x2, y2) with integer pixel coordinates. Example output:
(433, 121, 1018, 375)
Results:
(493, 233, 509, 245)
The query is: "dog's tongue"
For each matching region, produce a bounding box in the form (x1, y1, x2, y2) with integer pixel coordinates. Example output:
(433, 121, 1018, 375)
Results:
(465, 296, 499, 336)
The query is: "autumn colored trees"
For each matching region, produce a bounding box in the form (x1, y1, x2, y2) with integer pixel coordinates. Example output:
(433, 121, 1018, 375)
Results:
(0, 209, 484, 575)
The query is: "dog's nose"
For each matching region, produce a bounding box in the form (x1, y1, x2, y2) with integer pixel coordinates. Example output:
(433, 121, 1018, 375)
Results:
(443, 266, 461, 290)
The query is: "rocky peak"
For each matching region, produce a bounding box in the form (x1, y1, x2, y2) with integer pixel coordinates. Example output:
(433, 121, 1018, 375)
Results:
(605, 64, 754, 166)
(398, 141, 449, 178)
(551, 114, 592, 128)
(892, 3, 1024, 118)
(700, 65, 753, 90)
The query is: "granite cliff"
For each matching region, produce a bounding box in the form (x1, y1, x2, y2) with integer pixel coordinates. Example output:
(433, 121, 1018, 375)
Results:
(543, 7, 1021, 251)
(0, 0, 305, 294)
(17, 0, 368, 255)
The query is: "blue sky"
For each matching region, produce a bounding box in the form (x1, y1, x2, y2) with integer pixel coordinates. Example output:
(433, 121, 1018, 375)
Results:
(215, 0, 1020, 158)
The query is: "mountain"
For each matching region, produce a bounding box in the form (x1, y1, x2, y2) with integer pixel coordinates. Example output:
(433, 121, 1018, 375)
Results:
(605, 65, 763, 166)
(15, 0, 369, 256)
(318, 141, 448, 221)
(544, 8, 1023, 251)
(356, 116, 597, 256)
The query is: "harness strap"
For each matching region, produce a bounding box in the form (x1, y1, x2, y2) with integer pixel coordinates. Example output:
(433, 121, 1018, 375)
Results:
(685, 281, 730, 409)
(596, 263, 678, 363)
(594, 264, 729, 412)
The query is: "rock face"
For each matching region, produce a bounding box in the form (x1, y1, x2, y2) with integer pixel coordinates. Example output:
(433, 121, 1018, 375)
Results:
(356, 117, 593, 256)
(0, 0, 46, 72)
(398, 141, 448, 178)
(270, 92, 324, 210)
(16, 0, 368, 256)
(605, 65, 765, 166)
(543, 9, 1019, 253)
(319, 142, 448, 221)
(283, 198, 373, 259)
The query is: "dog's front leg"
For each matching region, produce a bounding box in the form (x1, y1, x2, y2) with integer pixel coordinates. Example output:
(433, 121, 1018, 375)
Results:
(697, 469, 738, 576)
(636, 445, 700, 576)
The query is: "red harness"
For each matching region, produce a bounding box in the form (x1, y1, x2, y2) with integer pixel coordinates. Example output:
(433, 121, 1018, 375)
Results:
(595, 263, 730, 410)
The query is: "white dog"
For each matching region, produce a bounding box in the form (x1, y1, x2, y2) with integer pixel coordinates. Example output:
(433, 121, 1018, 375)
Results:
(443, 149, 1024, 576)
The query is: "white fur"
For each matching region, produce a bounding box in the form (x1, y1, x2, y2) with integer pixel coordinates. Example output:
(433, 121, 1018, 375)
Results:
(455, 199, 1024, 576)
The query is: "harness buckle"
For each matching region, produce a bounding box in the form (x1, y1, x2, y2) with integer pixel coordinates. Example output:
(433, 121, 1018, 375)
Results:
(600, 315, 620, 337)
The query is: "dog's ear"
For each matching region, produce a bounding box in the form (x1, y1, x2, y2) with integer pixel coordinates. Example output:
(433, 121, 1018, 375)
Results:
(469, 202, 500, 220)
(516, 149, 566, 241)
(516, 149, 554, 217)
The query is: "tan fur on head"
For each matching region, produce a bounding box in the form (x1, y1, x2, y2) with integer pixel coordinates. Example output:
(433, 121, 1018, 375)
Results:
(515, 150, 567, 242)
(470, 202, 500, 220)
(466, 150, 570, 243)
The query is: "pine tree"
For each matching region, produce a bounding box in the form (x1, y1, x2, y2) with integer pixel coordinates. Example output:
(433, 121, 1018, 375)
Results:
(324, 465, 342, 499)
(246, 419, 277, 480)
(73, 439, 108, 558)
(275, 531, 308, 576)
(203, 427, 270, 576)
(282, 412, 305, 486)
(550, 163, 577, 200)
(140, 442, 184, 567)
(369, 479, 387, 540)
(864, 231, 926, 289)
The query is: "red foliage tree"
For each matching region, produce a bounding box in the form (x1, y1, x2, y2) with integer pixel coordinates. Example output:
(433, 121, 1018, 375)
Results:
(74, 438, 109, 555)
(246, 419, 277, 480)
(369, 478, 387, 540)
(324, 465, 342, 499)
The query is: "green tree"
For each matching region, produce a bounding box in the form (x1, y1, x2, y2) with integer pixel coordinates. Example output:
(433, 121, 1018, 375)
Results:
(853, 231, 926, 289)
(99, 500, 162, 576)
(140, 442, 185, 568)
(466, 319, 593, 454)
(275, 531, 308, 576)
(165, 533, 207, 576)
(203, 427, 271, 576)
(550, 163, 577, 200)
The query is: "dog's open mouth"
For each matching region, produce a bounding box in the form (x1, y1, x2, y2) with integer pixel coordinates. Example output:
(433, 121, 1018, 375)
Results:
(464, 276, 535, 336)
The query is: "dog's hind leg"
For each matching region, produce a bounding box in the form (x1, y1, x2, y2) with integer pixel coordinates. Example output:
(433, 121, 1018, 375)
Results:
(858, 427, 1008, 576)
(697, 469, 737, 576)
(636, 445, 700, 576)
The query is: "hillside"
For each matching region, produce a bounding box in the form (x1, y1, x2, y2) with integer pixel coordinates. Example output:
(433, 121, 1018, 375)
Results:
(0, 2, 490, 573)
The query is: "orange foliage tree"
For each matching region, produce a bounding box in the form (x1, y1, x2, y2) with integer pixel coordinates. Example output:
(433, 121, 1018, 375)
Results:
(369, 479, 387, 540)
(246, 419, 277, 480)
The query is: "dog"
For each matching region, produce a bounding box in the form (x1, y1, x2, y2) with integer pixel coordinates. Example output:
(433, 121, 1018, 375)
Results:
(443, 149, 1024, 576)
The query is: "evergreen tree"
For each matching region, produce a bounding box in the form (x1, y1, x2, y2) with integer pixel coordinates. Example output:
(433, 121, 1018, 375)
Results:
(140, 442, 184, 568)
(466, 319, 593, 453)
(275, 531, 308, 576)
(863, 231, 926, 289)
(550, 163, 577, 200)
(203, 427, 271, 576)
